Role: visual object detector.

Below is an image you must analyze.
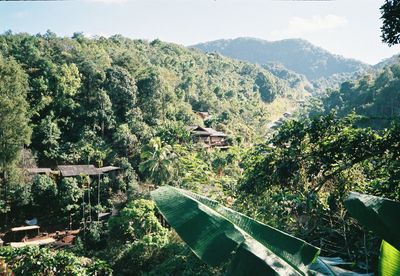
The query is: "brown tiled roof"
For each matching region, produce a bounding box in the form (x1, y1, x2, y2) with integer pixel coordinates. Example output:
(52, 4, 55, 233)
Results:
(57, 165, 102, 177)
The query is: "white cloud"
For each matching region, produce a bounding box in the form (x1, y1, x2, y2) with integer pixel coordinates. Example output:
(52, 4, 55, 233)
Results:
(270, 14, 348, 39)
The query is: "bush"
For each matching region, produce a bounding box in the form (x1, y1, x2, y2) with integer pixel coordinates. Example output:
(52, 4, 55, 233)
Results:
(31, 175, 58, 210)
(0, 246, 112, 275)
(108, 199, 170, 274)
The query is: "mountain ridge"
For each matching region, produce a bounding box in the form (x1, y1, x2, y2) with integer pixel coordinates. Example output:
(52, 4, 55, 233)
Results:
(191, 37, 370, 81)
(374, 53, 400, 69)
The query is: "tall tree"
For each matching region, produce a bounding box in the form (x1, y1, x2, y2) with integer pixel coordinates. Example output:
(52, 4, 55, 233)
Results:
(32, 112, 62, 163)
(104, 66, 137, 123)
(136, 71, 167, 125)
(0, 54, 31, 222)
(31, 174, 58, 214)
(381, 0, 400, 45)
(139, 137, 177, 186)
(254, 72, 278, 103)
(0, 54, 31, 167)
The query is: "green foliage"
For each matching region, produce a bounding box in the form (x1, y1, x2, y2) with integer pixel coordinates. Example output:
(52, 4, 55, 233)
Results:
(0, 166, 29, 218)
(343, 192, 400, 275)
(0, 33, 304, 232)
(31, 174, 58, 210)
(58, 177, 83, 214)
(264, 63, 313, 92)
(0, 32, 302, 170)
(0, 246, 112, 275)
(151, 186, 320, 275)
(172, 144, 212, 190)
(113, 157, 139, 200)
(240, 113, 397, 199)
(139, 137, 177, 186)
(0, 54, 31, 167)
(155, 121, 192, 145)
(34, 113, 61, 161)
(104, 65, 137, 122)
(381, 0, 400, 46)
(254, 72, 279, 102)
(108, 198, 171, 274)
(320, 63, 400, 128)
(379, 240, 400, 276)
(1, 31, 398, 275)
(86, 221, 109, 250)
(109, 198, 168, 243)
(113, 123, 138, 158)
(147, 242, 221, 276)
(344, 192, 400, 252)
(72, 128, 112, 166)
(0, 32, 304, 237)
(238, 113, 400, 271)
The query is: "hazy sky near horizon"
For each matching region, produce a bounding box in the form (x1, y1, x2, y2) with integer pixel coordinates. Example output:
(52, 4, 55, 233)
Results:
(1, 0, 399, 64)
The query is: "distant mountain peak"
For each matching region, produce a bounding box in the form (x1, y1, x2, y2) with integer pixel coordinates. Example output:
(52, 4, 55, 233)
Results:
(192, 37, 370, 81)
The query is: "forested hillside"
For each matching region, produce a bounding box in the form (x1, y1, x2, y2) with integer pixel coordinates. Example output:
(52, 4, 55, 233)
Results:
(193, 37, 370, 81)
(0, 29, 399, 275)
(0, 32, 303, 167)
(263, 62, 313, 92)
(320, 61, 400, 128)
(0, 32, 305, 275)
(374, 53, 400, 69)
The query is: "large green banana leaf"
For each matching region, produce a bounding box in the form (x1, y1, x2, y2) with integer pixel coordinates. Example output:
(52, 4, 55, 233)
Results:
(151, 186, 320, 275)
(344, 192, 400, 251)
(310, 257, 373, 276)
(379, 240, 400, 276)
(344, 192, 400, 275)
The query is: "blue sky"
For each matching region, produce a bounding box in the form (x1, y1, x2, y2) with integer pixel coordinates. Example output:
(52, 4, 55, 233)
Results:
(1, 0, 399, 64)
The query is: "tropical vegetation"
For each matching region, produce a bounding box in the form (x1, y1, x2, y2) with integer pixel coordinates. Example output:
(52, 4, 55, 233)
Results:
(0, 1, 399, 274)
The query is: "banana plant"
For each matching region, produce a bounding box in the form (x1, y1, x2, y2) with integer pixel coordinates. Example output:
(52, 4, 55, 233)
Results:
(151, 186, 320, 275)
(151, 187, 399, 275)
(344, 192, 400, 276)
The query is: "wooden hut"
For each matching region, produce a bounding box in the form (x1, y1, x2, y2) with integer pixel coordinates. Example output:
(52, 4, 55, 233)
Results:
(57, 165, 102, 177)
(188, 125, 228, 149)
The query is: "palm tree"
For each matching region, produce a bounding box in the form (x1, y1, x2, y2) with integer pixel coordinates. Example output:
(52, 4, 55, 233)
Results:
(139, 137, 177, 186)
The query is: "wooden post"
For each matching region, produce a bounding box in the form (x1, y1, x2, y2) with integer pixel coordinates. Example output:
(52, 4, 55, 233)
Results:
(83, 205, 86, 246)
(4, 169, 8, 228)
(69, 213, 72, 230)
(87, 178, 92, 223)
(98, 174, 100, 206)
(82, 191, 86, 248)
(97, 173, 100, 221)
